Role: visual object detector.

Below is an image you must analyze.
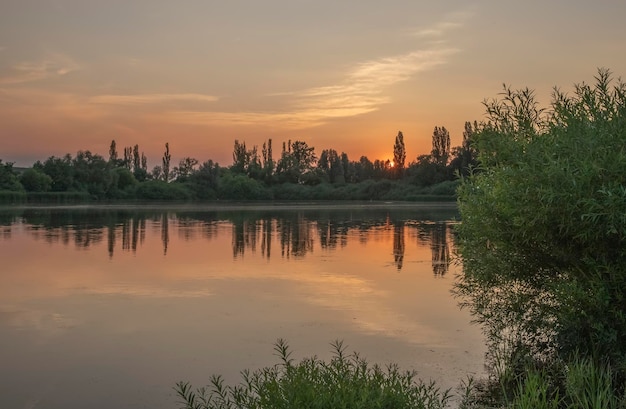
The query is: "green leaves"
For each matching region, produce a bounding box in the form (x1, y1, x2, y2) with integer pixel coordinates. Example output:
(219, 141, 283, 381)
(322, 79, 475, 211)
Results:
(174, 339, 452, 409)
(457, 68, 626, 403)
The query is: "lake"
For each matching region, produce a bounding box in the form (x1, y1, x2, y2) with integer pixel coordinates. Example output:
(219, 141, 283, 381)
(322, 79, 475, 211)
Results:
(0, 203, 485, 409)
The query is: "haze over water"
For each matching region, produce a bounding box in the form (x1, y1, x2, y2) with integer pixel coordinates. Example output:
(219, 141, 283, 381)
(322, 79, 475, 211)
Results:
(0, 204, 485, 409)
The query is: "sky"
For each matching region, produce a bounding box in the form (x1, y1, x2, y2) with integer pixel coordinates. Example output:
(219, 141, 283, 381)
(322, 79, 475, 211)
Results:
(1, 0, 626, 168)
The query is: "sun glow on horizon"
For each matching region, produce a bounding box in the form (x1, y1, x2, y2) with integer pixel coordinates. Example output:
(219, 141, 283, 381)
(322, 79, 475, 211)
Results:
(1, 2, 625, 168)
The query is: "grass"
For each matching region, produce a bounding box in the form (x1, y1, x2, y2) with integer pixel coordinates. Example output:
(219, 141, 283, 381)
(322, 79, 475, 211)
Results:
(175, 339, 452, 409)
(459, 354, 625, 409)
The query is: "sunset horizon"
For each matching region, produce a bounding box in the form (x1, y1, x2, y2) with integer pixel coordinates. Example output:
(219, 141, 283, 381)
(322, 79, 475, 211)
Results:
(2, 1, 626, 168)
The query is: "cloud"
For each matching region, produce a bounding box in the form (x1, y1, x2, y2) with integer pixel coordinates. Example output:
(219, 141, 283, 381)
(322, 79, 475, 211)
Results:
(163, 14, 468, 130)
(0, 53, 80, 85)
(294, 48, 456, 115)
(166, 47, 457, 129)
(90, 93, 219, 105)
(0, 88, 108, 122)
(0, 15, 467, 132)
(412, 11, 473, 38)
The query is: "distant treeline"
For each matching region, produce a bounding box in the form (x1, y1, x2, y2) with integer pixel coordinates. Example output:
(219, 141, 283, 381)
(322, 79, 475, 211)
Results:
(0, 123, 477, 203)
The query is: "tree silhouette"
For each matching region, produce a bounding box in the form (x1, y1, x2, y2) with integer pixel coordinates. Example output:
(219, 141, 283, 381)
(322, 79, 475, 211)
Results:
(431, 126, 450, 166)
(162, 143, 171, 182)
(393, 131, 406, 179)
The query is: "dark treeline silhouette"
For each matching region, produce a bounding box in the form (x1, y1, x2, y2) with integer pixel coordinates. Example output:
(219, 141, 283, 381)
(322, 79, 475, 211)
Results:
(0, 123, 478, 203)
(1, 207, 457, 275)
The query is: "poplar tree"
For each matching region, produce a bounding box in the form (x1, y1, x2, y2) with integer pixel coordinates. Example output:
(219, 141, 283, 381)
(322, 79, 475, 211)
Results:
(431, 127, 450, 166)
(162, 143, 171, 182)
(393, 131, 406, 179)
(109, 140, 118, 164)
(132, 145, 140, 173)
(123, 146, 132, 170)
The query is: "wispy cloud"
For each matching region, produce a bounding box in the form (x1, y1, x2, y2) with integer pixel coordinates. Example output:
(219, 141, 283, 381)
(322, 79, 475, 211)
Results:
(164, 15, 467, 130)
(0, 53, 80, 85)
(293, 48, 456, 118)
(90, 93, 219, 105)
(0, 88, 108, 122)
(412, 11, 473, 38)
(166, 48, 456, 129)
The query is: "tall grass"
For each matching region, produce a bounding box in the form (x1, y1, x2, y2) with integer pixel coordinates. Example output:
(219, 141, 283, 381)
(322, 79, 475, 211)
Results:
(175, 339, 452, 409)
(460, 354, 625, 409)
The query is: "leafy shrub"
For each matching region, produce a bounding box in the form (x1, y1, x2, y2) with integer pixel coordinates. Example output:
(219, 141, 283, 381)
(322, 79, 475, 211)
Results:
(457, 69, 626, 405)
(135, 180, 192, 200)
(175, 340, 451, 409)
(218, 174, 272, 200)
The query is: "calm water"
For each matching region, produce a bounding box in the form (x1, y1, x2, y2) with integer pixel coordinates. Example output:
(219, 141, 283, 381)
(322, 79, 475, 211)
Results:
(0, 203, 485, 409)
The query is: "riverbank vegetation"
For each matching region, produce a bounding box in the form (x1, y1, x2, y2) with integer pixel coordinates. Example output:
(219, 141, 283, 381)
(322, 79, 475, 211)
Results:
(456, 69, 626, 407)
(175, 339, 452, 409)
(0, 125, 476, 203)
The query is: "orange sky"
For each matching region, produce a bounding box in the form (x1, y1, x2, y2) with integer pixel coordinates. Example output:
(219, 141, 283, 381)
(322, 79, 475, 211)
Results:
(1, 1, 626, 168)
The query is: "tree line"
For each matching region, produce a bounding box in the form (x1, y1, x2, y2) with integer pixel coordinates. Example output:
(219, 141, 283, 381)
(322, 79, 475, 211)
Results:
(0, 122, 478, 202)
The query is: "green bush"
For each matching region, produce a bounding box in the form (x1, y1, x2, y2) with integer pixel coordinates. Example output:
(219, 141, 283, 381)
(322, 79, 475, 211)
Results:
(20, 168, 53, 192)
(175, 340, 451, 409)
(456, 69, 626, 402)
(135, 180, 192, 200)
(218, 174, 272, 200)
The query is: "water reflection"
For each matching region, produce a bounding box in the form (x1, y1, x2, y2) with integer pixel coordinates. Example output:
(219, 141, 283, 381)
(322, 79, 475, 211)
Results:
(431, 223, 451, 276)
(1, 206, 457, 276)
(0, 205, 485, 409)
(393, 222, 405, 271)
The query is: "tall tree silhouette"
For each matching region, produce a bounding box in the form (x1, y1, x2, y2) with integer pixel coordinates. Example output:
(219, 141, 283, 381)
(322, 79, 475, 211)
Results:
(162, 143, 171, 182)
(431, 126, 450, 165)
(109, 140, 118, 164)
(393, 131, 406, 179)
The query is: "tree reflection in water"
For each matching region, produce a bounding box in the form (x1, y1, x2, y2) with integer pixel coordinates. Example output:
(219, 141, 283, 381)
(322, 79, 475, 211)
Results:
(8, 206, 457, 275)
(430, 223, 451, 276)
(393, 223, 405, 271)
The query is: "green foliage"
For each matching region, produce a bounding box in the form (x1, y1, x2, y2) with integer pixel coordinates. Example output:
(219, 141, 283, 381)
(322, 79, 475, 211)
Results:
(20, 168, 52, 192)
(408, 155, 451, 187)
(511, 370, 560, 409)
(175, 339, 452, 409)
(185, 160, 220, 199)
(462, 355, 625, 409)
(1, 125, 470, 202)
(0, 160, 23, 191)
(457, 69, 626, 402)
(72, 150, 115, 199)
(0, 160, 25, 192)
(431, 126, 450, 166)
(114, 167, 138, 190)
(449, 121, 479, 178)
(36, 155, 75, 191)
(218, 173, 272, 200)
(564, 356, 618, 409)
(275, 140, 317, 184)
(135, 180, 192, 200)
